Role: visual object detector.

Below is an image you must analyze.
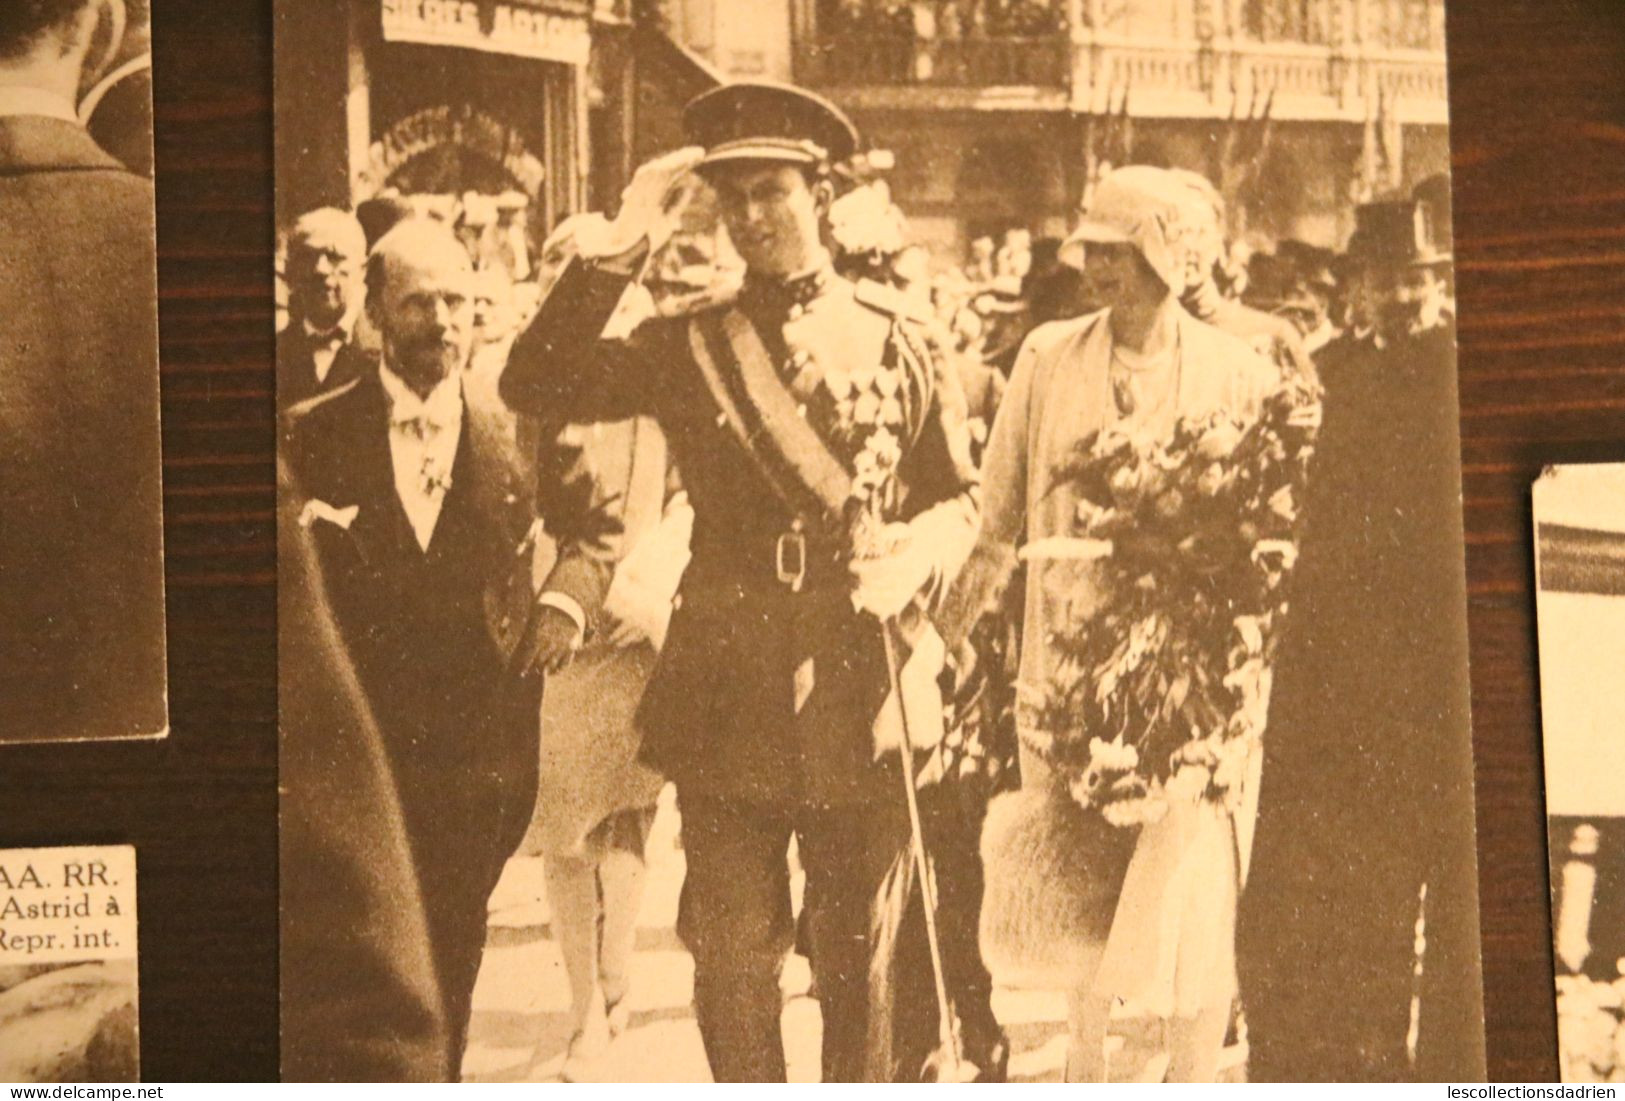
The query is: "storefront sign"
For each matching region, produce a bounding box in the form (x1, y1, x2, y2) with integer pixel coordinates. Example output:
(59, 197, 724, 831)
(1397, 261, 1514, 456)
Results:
(360, 105, 547, 200)
(382, 0, 592, 66)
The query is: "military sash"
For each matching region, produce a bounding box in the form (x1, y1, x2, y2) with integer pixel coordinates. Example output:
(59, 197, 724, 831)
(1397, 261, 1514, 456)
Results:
(689, 305, 947, 758)
(687, 306, 855, 535)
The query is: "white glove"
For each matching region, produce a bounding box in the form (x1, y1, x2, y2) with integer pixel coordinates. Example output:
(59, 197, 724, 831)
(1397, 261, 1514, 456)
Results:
(579, 146, 707, 262)
(602, 577, 674, 651)
(850, 526, 935, 621)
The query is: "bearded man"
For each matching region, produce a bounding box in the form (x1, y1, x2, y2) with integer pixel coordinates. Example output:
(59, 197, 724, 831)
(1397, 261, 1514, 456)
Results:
(282, 219, 623, 1077)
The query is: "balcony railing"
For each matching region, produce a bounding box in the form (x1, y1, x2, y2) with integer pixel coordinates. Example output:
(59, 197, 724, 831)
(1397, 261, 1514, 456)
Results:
(799, 33, 1070, 87)
(792, 1, 1446, 121)
(1069, 35, 1448, 123)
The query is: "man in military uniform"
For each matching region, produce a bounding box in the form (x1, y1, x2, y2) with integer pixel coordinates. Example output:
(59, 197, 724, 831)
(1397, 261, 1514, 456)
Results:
(501, 82, 981, 1082)
(1170, 169, 1317, 386)
(1237, 200, 1483, 1079)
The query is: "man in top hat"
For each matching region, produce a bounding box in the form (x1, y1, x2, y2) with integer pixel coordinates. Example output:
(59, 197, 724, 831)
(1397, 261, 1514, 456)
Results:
(1326, 199, 1454, 359)
(280, 206, 369, 409)
(1412, 173, 1457, 319)
(501, 82, 982, 1081)
(1169, 169, 1317, 385)
(1236, 198, 1484, 1079)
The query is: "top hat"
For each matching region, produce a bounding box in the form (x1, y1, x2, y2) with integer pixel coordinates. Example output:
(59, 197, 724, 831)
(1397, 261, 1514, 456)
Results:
(1411, 173, 1455, 253)
(1241, 251, 1290, 311)
(684, 81, 860, 174)
(1275, 239, 1338, 292)
(1345, 200, 1452, 270)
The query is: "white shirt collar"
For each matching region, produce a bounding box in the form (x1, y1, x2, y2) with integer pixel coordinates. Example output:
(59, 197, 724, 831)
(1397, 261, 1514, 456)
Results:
(378, 363, 464, 552)
(0, 87, 80, 125)
(378, 363, 463, 428)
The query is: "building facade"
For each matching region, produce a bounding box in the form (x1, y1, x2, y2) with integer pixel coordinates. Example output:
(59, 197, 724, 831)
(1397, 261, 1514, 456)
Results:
(276, 0, 643, 247)
(659, 0, 1450, 260)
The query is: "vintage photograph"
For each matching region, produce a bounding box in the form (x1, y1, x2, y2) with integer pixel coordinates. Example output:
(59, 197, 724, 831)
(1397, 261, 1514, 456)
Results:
(0, 0, 167, 744)
(276, 0, 1485, 1082)
(1535, 466, 1625, 1084)
(0, 846, 141, 1083)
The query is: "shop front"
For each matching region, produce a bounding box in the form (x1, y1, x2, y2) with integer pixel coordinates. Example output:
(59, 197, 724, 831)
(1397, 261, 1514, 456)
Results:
(277, 0, 600, 279)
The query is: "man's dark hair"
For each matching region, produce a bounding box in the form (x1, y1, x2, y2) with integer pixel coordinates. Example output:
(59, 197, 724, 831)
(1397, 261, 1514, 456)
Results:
(0, 0, 94, 61)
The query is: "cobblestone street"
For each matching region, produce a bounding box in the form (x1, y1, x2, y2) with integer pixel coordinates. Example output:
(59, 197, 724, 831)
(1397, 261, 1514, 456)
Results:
(461, 788, 1244, 1083)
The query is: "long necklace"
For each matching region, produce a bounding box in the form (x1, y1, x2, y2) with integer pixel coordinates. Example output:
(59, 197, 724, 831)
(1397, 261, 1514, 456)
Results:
(1109, 337, 1178, 422)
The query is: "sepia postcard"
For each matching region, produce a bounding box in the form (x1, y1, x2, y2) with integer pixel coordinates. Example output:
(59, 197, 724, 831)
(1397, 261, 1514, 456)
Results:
(0, 845, 140, 1083)
(277, 0, 1483, 1082)
(1536, 464, 1625, 1084)
(0, 0, 168, 743)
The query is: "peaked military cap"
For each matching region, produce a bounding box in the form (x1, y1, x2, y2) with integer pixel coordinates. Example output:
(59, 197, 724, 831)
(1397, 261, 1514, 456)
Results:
(684, 81, 860, 173)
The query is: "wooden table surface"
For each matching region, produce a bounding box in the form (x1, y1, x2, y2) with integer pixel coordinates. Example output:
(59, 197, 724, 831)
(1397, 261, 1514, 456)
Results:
(1449, 0, 1625, 1080)
(1, 0, 1620, 1081)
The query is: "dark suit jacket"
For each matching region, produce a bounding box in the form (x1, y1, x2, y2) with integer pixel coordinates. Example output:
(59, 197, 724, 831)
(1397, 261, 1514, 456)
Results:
(281, 357, 620, 696)
(0, 115, 167, 742)
(278, 322, 365, 410)
(282, 368, 626, 1078)
(503, 259, 980, 806)
(1238, 322, 1484, 1080)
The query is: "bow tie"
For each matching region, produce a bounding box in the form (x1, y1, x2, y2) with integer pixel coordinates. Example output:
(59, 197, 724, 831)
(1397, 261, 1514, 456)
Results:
(309, 327, 347, 351)
(390, 412, 449, 441)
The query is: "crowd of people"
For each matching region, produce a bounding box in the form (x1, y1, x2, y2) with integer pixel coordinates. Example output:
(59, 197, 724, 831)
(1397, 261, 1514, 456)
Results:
(279, 77, 1478, 1084)
(819, 0, 1441, 48)
(824, 0, 1067, 40)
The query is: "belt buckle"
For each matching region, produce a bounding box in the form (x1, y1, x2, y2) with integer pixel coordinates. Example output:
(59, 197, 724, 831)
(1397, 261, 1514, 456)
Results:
(775, 524, 807, 593)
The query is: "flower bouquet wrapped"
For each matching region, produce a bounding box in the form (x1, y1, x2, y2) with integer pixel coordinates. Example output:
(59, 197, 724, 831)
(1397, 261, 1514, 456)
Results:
(1019, 376, 1323, 828)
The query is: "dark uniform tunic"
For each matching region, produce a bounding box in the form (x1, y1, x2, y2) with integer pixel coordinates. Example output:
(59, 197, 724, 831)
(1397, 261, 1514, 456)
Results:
(504, 258, 980, 806)
(503, 255, 981, 1081)
(1237, 320, 1486, 1081)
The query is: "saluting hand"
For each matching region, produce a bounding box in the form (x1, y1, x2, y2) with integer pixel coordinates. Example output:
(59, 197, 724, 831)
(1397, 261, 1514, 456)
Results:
(582, 146, 707, 264)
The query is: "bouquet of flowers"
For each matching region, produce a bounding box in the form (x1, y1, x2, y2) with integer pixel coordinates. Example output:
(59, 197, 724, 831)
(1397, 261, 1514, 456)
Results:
(1021, 377, 1322, 827)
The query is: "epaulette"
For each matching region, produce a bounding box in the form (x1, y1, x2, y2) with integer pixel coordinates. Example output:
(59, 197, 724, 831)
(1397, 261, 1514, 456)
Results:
(853, 278, 932, 326)
(654, 275, 743, 320)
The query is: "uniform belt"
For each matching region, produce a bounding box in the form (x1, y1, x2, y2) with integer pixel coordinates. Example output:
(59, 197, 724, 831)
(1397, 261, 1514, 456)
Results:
(687, 522, 848, 595)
